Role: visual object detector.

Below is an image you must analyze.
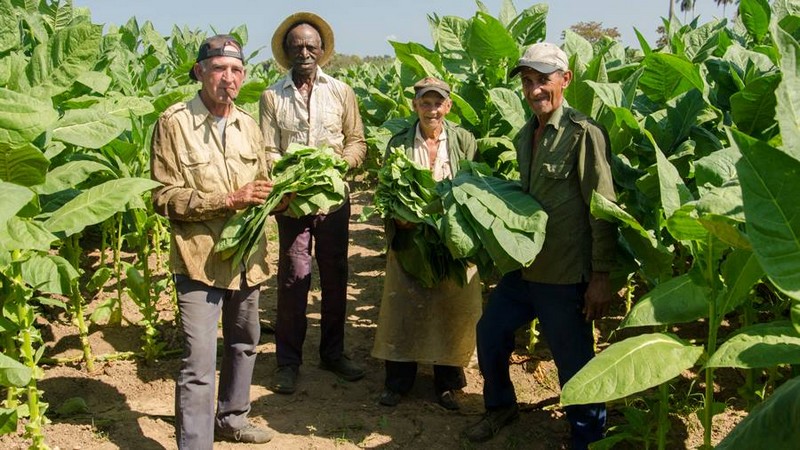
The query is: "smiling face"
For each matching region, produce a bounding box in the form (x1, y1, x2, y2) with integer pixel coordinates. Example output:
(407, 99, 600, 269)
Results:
(519, 66, 572, 122)
(284, 23, 323, 78)
(194, 45, 245, 116)
(413, 91, 451, 135)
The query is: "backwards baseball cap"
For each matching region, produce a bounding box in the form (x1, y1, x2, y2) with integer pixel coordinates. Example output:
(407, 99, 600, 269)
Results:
(189, 34, 244, 81)
(509, 42, 569, 78)
(413, 77, 450, 99)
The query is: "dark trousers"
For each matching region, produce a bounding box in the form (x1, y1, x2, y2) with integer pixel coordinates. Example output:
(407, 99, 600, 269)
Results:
(174, 275, 260, 450)
(476, 270, 606, 450)
(384, 360, 466, 395)
(274, 201, 350, 367)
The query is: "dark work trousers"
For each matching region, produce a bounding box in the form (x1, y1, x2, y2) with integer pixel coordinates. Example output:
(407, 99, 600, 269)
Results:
(384, 360, 466, 395)
(174, 275, 261, 450)
(476, 270, 606, 450)
(274, 200, 350, 368)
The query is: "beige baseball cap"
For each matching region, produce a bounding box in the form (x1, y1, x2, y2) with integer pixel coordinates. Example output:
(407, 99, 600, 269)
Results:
(509, 42, 569, 77)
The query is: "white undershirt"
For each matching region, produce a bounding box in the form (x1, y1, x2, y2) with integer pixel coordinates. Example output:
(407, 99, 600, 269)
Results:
(412, 124, 451, 181)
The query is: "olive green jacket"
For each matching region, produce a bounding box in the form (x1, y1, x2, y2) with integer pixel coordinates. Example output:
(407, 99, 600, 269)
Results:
(516, 103, 617, 284)
(385, 119, 477, 172)
(384, 119, 477, 247)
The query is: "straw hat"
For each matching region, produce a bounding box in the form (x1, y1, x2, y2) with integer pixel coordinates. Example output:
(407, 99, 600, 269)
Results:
(271, 12, 335, 70)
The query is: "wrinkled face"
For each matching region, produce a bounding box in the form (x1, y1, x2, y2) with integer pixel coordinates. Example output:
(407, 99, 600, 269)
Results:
(519, 67, 571, 120)
(194, 46, 245, 111)
(285, 24, 323, 76)
(413, 91, 451, 131)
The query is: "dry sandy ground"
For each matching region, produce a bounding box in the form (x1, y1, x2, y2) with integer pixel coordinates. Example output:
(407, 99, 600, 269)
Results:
(0, 191, 744, 449)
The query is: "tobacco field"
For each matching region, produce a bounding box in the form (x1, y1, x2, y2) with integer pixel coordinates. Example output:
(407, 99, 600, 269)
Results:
(1, 0, 799, 448)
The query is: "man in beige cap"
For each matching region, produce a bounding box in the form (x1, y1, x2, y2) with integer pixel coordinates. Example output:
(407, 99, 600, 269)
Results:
(260, 12, 367, 395)
(151, 35, 275, 448)
(371, 76, 481, 410)
(464, 42, 616, 449)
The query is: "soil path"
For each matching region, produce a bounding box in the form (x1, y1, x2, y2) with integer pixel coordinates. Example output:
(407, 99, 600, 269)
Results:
(0, 190, 741, 449)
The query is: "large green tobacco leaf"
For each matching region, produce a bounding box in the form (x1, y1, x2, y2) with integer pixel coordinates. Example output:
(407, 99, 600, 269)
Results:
(0, 181, 34, 225)
(0, 353, 31, 388)
(590, 192, 673, 281)
(772, 24, 800, 160)
(35, 160, 114, 195)
(664, 89, 720, 148)
(0, 87, 58, 145)
(487, 87, 526, 131)
(28, 23, 103, 96)
(561, 333, 703, 405)
(507, 3, 547, 47)
(0, 142, 49, 187)
(739, 0, 771, 44)
(718, 249, 764, 314)
(621, 274, 709, 327)
(730, 74, 780, 137)
(466, 12, 518, 63)
(0, 9, 17, 53)
(653, 138, 694, 219)
(20, 254, 78, 295)
(0, 216, 58, 252)
(430, 15, 468, 54)
(390, 41, 445, 79)
(732, 130, 800, 300)
(639, 53, 705, 104)
(706, 321, 800, 368)
(716, 375, 800, 449)
(694, 147, 740, 188)
(44, 177, 161, 236)
(52, 107, 129, 149)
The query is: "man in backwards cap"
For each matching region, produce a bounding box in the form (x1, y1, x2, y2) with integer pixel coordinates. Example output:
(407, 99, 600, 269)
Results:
(260, 12, 367, 395)
(151, 35, 276, 448)
(464, 42, 617, 449)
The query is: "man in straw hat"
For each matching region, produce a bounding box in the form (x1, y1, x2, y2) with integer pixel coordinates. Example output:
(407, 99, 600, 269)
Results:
(151, 35, 277, 448)
(464, 42, 617, 449)
(260, 12, 367, 395)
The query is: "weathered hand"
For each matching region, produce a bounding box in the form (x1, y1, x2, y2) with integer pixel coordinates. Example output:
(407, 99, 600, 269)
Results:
(583, 272, 611, 322)
(271, 192, 297, 214)
(225, 180, 273, 210)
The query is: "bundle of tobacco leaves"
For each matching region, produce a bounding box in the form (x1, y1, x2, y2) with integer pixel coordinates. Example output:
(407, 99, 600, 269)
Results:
(216, 144, 348, 268)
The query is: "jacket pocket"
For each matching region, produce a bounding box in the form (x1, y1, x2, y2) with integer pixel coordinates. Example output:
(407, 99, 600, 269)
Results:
(541, 161, 571, 179)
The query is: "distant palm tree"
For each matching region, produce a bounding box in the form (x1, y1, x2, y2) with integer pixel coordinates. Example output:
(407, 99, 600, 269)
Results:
(715, 0, 736, 17)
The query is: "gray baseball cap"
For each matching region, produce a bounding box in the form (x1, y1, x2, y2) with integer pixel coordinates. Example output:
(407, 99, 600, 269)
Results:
(509, 42, 569, 77)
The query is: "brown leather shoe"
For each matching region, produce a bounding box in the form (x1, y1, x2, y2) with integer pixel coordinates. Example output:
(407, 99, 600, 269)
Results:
(462, 404, 520, 443)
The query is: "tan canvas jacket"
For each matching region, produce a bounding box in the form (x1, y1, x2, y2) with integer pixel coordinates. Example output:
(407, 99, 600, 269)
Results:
(151, 94, 270, 289)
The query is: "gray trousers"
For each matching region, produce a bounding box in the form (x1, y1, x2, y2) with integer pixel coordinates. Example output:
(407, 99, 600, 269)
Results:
(174, 275, 261, 450)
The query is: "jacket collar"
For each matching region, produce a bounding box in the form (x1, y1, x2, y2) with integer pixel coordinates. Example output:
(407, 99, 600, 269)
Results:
(187, 94, 242, 130)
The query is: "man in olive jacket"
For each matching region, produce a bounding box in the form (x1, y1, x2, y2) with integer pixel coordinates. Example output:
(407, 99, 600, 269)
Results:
(465, 43, 617, 450)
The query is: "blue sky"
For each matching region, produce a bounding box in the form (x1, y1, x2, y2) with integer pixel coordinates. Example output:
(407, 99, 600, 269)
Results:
(72, 1, 731, 59)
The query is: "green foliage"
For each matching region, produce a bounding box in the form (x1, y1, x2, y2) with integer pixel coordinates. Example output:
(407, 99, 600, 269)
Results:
(717, 375, 800, 449)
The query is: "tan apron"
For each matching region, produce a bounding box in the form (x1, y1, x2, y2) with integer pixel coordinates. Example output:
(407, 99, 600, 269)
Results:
(371, 250, 482, 366)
